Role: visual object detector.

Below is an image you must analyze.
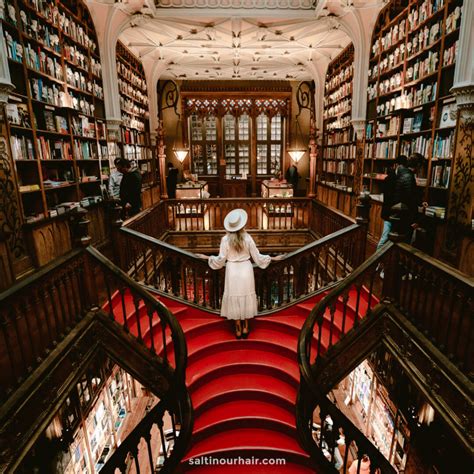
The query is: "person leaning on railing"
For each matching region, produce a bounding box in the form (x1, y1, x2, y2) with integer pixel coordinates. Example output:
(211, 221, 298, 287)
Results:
(196, 209, 285, 339)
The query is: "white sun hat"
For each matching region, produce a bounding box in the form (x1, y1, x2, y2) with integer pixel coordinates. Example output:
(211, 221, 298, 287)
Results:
(224, 209, 248, 232)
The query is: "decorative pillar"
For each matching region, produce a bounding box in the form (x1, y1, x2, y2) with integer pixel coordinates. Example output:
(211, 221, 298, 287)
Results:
(157, 120, 168, 199)
(352, 119, 366, 197)
(70, 208, 91, 247)
(308, 118, 317, 198)
(355, 188, 371, 265)
(0, 23, 27, 287)
(442, 0, 474, 265)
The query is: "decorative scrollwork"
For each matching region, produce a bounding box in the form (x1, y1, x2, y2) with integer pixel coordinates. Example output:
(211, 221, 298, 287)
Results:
(445, 113, 473, 255)
(0, 131, 25, 259)
(296, 81, 315, 120)
(183, 97, 289, 118)
(157, 80, 179, 118)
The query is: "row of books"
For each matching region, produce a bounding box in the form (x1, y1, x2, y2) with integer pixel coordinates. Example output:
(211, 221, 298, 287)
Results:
(37, 137, 73, 160)
(6, 101, 31, 128)
(325, 82, 353, 106)
(443, 41, 458, 67)
(121, 129, 149, 146)
(377, 117, 400, 137)
(400, 135, 430, 157)
(324, 99, 351, 119)
(73, 140, 99, 160)
(406, 51, 439, 83)
(24, 43, 64, 81)
(323, 144, 356, 160)
(325, 64, 353, 92)
(123, 145, 153, 161)
(431, 164, 451, 188)
(374, 140, 397, 159)
(432, 132, 454, 159)
(11, 135, 35, 160)
(323, 160, 355, 175)
(372, 18, 406, 57)
(408, 0, 445, 32)
(402, 113, 424, 134)
(326, 130, 352, 144)
(406, 20, 442, 59)
(4, 31, 24, 62)
(42, 108, 68, 134)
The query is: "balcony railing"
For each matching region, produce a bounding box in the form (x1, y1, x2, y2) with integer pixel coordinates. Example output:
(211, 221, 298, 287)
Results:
(297, 242, 473, 472)
(0, 247, 191, 473)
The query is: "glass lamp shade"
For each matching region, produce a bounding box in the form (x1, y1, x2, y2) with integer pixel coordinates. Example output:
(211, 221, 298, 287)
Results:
(174, 149, 188, 163)
(288, 150, 305, 163)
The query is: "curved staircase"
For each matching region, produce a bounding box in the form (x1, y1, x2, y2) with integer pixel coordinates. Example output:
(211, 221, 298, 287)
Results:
(108, 286, 374, 472)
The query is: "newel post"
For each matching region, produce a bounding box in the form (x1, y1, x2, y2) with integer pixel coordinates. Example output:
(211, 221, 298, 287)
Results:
(355, 189, 371, 265)
(70, 207, 91, 248)
(109, 201, 124, 267)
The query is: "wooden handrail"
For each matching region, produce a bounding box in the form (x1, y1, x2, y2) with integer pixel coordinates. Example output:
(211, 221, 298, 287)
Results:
(119, 222, 364, 312)
(297, 241, 473, 473)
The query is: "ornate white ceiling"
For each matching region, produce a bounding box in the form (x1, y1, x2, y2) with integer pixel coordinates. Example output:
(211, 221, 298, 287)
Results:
(118, 3, 351, 81)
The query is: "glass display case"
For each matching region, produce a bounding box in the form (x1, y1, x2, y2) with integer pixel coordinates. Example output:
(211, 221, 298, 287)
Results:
(261, 180, 293, 198)
(176, 181, 208, 199)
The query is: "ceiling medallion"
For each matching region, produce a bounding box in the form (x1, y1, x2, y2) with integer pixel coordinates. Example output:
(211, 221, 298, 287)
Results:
(155, 0, 317, 8)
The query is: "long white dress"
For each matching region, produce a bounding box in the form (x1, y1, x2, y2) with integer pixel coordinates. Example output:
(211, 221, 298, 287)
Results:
(208, 232, 271, 320)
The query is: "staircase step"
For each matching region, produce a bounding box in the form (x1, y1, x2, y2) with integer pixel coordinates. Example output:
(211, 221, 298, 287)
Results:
(184, 428, 308, 460)
(191, 372, 297, 411)
(188, 364, 298, 394)
(193, 399, 296, 434)
(187, 347, 299, 388)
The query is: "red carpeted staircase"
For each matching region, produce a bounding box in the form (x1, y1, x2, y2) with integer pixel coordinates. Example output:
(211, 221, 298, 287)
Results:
(107, 288, 375, 473)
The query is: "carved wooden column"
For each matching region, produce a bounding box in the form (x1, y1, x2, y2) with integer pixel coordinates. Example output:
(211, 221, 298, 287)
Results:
(251, 110, 258, 197)
(352, 119, 366, 198)
(307, 118, 318, 198)
(355, 188, 371, 265)
(0, 24, 29, 288)
(441, 0, 474, 268)
(157, 120, 168, 199)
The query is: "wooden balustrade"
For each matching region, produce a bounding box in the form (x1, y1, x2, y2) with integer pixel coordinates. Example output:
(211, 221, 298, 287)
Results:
(297, 242, 473, 473)
(384, 244, 473, 373)
(120, 224, 363, 313)
(0, 246, 188, 401)
(123, 198, 354, 237)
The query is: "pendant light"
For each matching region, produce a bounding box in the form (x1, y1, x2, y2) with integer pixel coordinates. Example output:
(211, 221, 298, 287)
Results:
(173, 113, 189, 163)
(288, 115, 306, 163)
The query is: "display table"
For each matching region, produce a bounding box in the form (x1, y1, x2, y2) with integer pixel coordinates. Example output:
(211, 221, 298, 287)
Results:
(261, 179, 293, 198)
(175, 181, 208, 216)
(261, 180, 293, 217)
(176, 181, 208, 199)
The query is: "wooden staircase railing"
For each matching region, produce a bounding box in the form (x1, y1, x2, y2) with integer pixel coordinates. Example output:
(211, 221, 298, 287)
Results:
(297, 242, 473, 472)
(118, 222, 365, 313)
(0, 246, 192, 473)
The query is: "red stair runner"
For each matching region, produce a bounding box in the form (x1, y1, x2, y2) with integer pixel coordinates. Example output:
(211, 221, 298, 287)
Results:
(111, 289, 377, 472)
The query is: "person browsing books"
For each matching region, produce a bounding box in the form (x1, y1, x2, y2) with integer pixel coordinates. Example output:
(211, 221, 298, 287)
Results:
(117, 159, 142, 218)
(108, 158, 123, 199)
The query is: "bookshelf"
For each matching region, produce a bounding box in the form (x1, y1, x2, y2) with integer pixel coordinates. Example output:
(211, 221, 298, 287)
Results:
(365, 0, 463, 239)
(116, 41, 157, 195)
(2, 0, 109, 224)
(317, 44, 356, 217)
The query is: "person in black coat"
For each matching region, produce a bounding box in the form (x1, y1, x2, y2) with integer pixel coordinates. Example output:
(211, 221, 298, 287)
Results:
(117, 159, 142, 217)
(166, 162, 179, 198)
(285, 164, 299, 191)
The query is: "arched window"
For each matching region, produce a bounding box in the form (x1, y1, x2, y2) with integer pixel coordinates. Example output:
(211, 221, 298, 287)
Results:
(223, 113, 250, 177)
(189, 114, 217, 174)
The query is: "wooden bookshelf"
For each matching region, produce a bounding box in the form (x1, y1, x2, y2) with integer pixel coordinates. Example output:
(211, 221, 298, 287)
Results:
(317, 44, 356, 217)
(116, 41, 157, 196)
(2, 0, 109, 224)
(365, 0, 463, 240)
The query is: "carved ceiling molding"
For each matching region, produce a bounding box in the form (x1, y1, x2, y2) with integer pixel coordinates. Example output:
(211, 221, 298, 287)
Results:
(155, 0, 317, 8)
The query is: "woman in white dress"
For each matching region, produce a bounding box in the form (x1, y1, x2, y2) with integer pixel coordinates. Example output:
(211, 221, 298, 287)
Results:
(196, 209, 284, 338)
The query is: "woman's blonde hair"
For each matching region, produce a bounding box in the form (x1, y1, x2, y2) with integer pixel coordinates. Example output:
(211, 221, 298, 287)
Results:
(227, 228, 246, 252)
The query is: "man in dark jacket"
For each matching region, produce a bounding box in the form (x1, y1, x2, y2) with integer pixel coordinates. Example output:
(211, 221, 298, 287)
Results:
(377, 155, 418, 249)
(117, 159, 142, 217)
(285, 164, 299, 192)
(166, 162, 179, 198)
